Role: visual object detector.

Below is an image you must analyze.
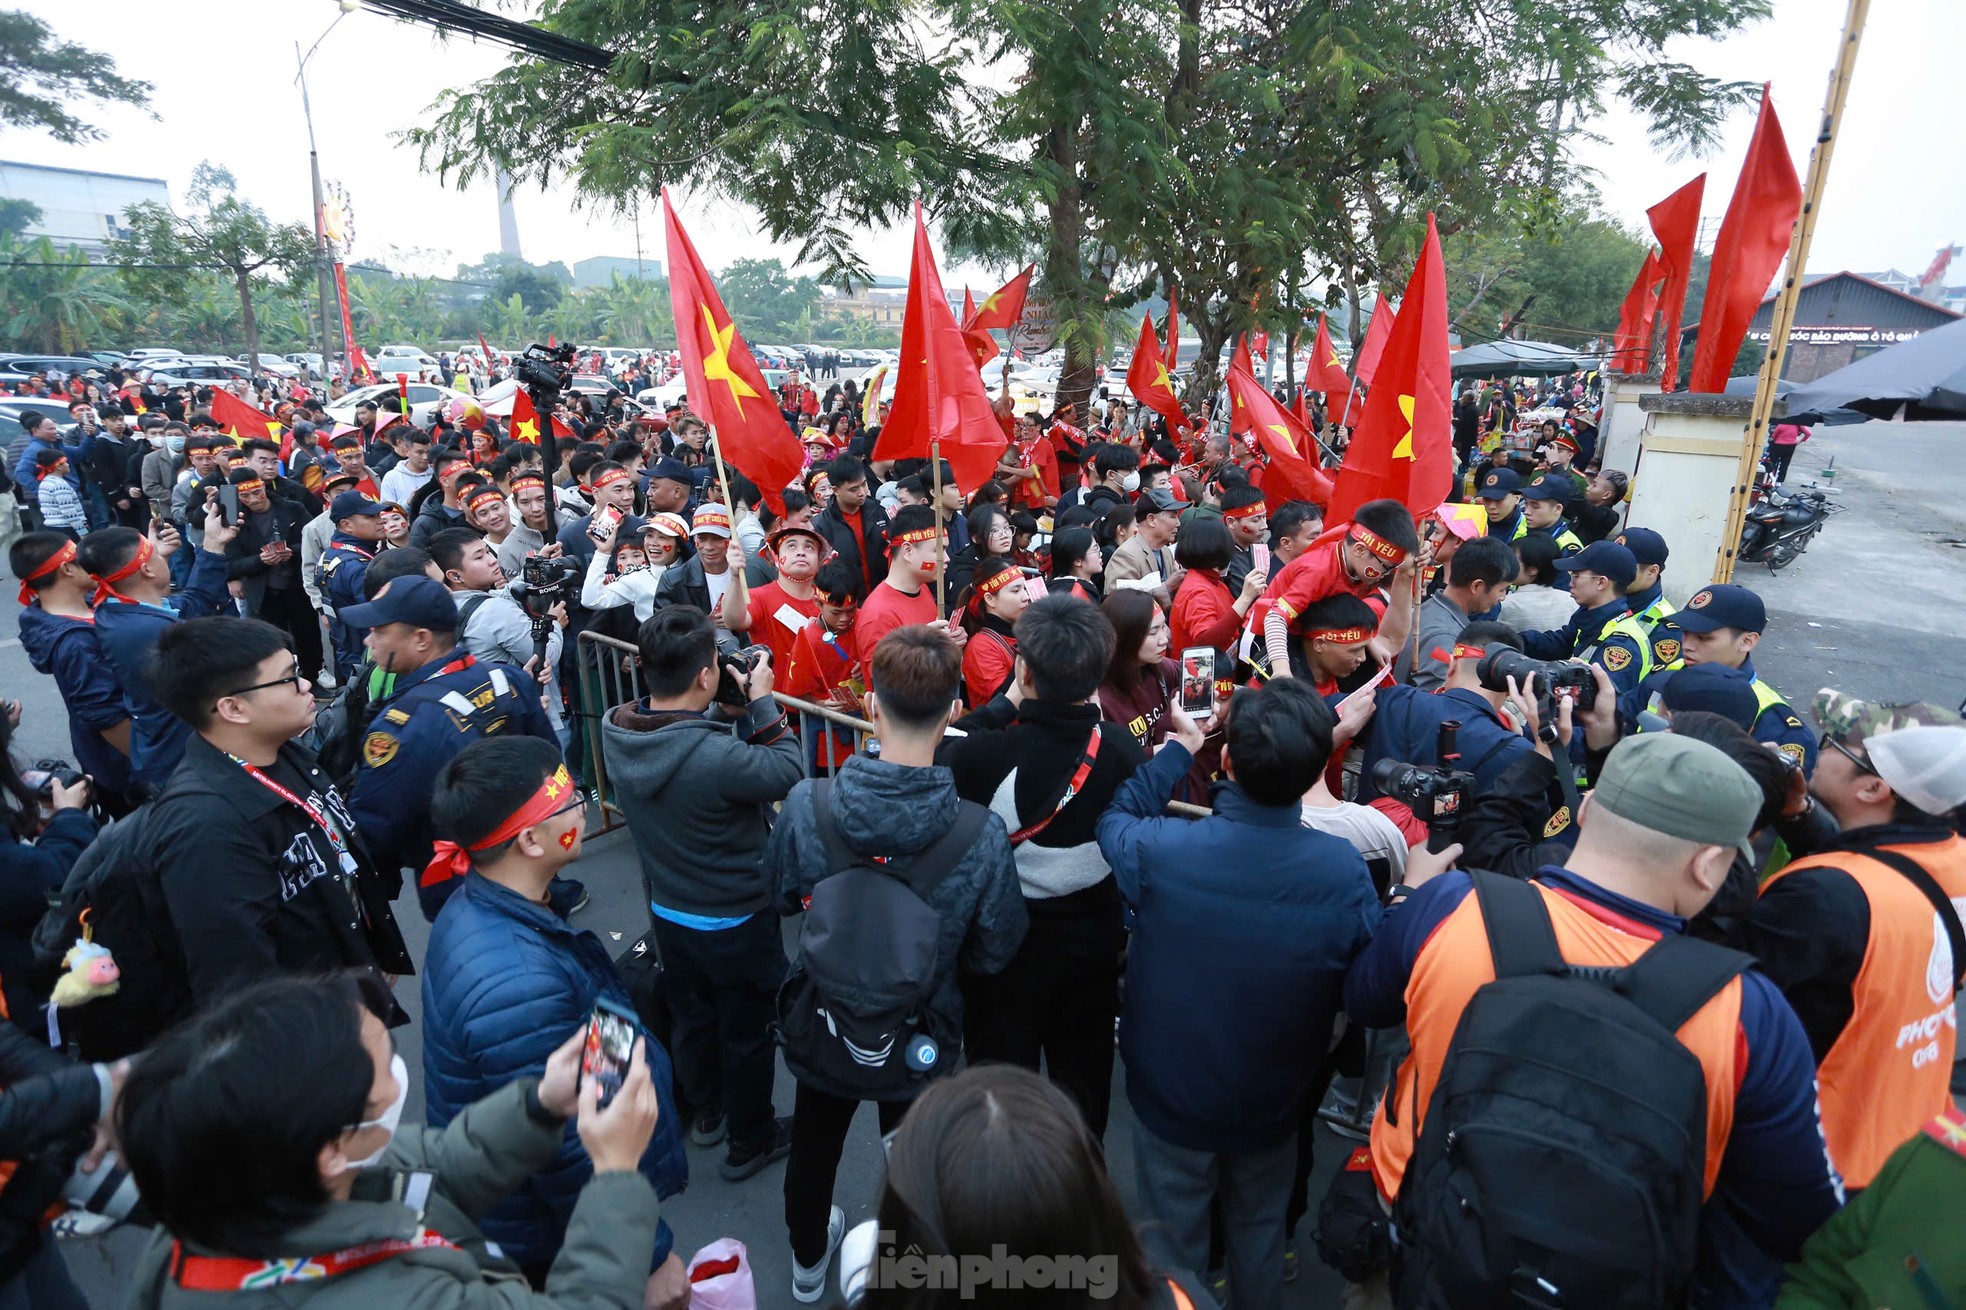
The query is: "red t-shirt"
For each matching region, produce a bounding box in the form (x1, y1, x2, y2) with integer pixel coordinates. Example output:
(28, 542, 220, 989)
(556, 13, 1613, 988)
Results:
(1008, 438, 1060, 508)
(855, 579, 939, 673)
(842, 512, 872, 587)
(743, 581, 821, 679)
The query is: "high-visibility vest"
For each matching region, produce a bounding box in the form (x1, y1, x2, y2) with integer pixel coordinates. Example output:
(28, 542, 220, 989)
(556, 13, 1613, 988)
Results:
(1761, 836, 1966, 1187)
(1512, 517, 1583, 555)
(1579, 610, 1654, 682)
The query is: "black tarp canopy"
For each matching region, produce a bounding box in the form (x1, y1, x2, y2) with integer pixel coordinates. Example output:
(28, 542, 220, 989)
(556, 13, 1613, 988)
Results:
(1782, 316, 1966, 419)
(1448, 338, 1592, 378)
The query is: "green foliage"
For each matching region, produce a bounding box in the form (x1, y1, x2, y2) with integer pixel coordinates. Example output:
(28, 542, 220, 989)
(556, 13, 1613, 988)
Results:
(0, 198, 40, 240)
(0, 234, 129, 353)
(1443, 206, 1654, 345)
(0, 9, 152, 143)
(717, 258, 819, 339)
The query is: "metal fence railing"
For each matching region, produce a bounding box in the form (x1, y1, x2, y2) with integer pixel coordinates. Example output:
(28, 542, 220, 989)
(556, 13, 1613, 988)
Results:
(573, 629, 1212, 835)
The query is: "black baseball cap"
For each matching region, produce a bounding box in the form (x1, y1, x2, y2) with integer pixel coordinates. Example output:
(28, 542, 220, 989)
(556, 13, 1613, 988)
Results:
(339, 576, 460, 633)
(1614, 527, 1669, 567)
(330, 491, 384, 521)
(1674, 584, 1766, 635)
(1553, 540, 1637, 589)
(1477, 468, 1523, 500)
(1521, 476, 1569, 502)
(648, 456, 693, 485)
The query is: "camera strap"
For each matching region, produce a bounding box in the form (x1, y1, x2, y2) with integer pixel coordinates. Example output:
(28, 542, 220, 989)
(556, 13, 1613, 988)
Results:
(1007, 728, 1103, 846)
(169, 1232, 459, 1290)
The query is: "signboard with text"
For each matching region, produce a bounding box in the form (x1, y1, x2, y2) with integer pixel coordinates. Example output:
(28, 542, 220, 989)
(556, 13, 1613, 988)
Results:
(1748, 325, 1924, 346)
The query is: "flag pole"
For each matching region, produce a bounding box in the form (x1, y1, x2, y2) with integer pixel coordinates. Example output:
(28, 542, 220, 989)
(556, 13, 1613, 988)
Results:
(708, 423, 748, 612)
(930, 437, 948, 614)
(1713, 0, 1869, 584)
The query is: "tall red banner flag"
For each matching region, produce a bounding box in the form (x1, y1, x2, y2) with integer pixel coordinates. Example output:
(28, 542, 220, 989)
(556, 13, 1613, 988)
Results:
(1327, 214, 1453, 524)
(872, 205, 1007, 496)
(1609, 249, 1665, 374)
(1227, 336, 1257, 437)
(207, 388, 274, 446)
(1351, 299, 1394, 389)
(1225, 360, 1335, 511)
(662, 192, 805, 515)
(1310, 313, 1350, 417)
(1648, 174, 1707, 392)
(1688, 87, 1803, 393)
(1126, 314, 1187, 436)
(1162, 289, 1181, 371)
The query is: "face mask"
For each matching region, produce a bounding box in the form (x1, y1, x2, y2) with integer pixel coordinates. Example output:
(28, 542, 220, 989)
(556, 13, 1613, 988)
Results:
(336, 1053, 408, 1174)
(1121, 470, 1141, 493)
(166, 437, 186, 454)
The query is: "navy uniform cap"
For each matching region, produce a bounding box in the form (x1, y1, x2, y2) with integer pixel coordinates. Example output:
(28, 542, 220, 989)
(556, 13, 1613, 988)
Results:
(1674, 584, 1766, 635)
(338, 576, 461, 632)
(1477, 467, 1523, 500)
(330, 490, 384, 521)
(1521, 476, 1570, 502)
(1614, 527, 1669, 567)
(1553, 540, 1637, 589)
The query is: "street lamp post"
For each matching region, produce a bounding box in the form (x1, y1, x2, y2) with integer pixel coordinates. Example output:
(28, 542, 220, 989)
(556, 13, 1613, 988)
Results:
(295, 10, 350, 389)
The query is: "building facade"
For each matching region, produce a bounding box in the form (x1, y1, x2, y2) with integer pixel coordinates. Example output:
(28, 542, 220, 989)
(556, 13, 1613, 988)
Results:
(1681, 271, 1962, 383)
(0, 161, 171, 259)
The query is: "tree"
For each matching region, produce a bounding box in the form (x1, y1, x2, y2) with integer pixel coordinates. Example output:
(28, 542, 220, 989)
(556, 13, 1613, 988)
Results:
(1442, 206, 1653, 345)
(0, 198, 40, 241)
(110, 163, 313, 374)
(404, 0, 1772, 413)
(718, 259, 820, 339)
(594, 273, 672, 346)
(0, 9, 152, 143)
(0, 234, 128, 352)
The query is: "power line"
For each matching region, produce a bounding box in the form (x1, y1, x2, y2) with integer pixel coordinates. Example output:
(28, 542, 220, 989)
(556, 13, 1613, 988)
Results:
(355, 0, 615, 72)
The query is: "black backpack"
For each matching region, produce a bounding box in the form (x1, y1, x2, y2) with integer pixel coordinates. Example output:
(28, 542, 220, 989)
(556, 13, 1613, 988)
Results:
(1392, 872, 1752, 1310)
(774, 782, 987, 1096)
(31, 805, 194, 1062)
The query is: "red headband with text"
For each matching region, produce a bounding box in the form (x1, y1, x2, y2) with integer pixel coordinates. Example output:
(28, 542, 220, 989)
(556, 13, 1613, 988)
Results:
(1348, 526, 1407, 565)
(420, 764, 575, 890)
(18, 540, 76, 605)
(90, 536, 153, 605)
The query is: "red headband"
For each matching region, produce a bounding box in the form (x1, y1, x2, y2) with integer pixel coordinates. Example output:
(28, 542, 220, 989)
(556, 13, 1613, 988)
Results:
(1222, 500, 1266, 521)
(466, 487, 505, 513)
(1308, 624, 1374, 645)
(420, 764, 575, 890)
(593, 468, 632, 489)
(36, 459, 69, 481)
(510, 473, 546, 492)
(18, 540, 75, 605)
(1431, 642, 1488, 665)
(975, 563, 1022, 596)
(1348, 526, 1407, 565)
(232, 477, 264, 494)
(890, 526, 941, 547)
(90, 536, 153, 605)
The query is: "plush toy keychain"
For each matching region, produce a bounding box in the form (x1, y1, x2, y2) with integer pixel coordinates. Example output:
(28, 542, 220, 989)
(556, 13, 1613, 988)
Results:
(50, 911, 121, 1008)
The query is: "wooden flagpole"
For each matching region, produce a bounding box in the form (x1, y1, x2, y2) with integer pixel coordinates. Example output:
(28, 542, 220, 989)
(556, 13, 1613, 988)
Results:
(930, 438, 948, 614)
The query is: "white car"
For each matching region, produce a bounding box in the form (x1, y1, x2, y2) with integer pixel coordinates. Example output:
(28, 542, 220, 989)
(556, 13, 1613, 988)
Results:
(372, 345, 443, 384)
(326, 382, 477, 428)
(240, 353, 300, 379)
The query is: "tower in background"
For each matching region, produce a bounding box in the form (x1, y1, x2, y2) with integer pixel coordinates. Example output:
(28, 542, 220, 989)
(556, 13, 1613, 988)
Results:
(495, 166, 521, 259)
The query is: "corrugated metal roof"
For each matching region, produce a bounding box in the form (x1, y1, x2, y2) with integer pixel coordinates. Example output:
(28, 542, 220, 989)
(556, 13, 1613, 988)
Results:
(1683, 271, 1960, 334)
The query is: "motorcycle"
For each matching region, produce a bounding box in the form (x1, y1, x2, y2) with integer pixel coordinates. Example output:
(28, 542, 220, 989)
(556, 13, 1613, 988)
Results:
(1739, 474, 1841, 572)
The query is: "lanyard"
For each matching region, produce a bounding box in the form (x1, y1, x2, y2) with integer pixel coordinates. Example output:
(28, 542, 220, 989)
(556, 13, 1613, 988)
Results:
(170, 1232, 458, 1290)
(1008, 728, 1103, 845)
(225, 754, 360, 880)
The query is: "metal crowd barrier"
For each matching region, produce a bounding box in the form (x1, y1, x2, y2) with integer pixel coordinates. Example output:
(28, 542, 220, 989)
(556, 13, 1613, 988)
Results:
(572, 629, 1212, 836)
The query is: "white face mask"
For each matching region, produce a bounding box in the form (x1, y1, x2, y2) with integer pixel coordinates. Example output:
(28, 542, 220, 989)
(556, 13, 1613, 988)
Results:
(336, 1053, 408, 1174)
(1121, 470, 1142, 493)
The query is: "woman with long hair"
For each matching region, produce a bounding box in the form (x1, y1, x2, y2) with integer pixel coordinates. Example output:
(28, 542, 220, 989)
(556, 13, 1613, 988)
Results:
(1097, 591, 1179, 753)
(1168, 516, 1262, 660)
(957, 557, 1032, 705)
(838, 1064, 1196, 1308)
(948, 504, 1014, 604)
(1046, 528, 1104, 602)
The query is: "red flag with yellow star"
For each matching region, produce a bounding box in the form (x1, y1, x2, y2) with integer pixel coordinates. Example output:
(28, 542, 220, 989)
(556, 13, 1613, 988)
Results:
(1125, 314, 1187, 435)
(663, 191, 804, 515)
(1227, 335, 1256, 437)
(1327, 213, 1453, 524)
(1310, 313, 1349, 397)
(966, 265, 1033, 335)
(1225, 358, 1335, 512)
(872, 204, 1008, 496)
(207, 388, 275, 446)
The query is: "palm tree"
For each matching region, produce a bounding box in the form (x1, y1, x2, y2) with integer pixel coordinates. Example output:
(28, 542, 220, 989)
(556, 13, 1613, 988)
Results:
(490, 292, 532, 346)
(597, 273, 667, 345)
(0, 236, 130, 352)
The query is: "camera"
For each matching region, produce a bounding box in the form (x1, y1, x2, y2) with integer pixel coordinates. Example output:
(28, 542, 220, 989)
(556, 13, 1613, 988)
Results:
(64, 1148, 150, 1225)
(1369, 722, 1474, 853)
(1476, 647, 1598, 713)
(514, 342, 577, 396)
(714, 644, 772, 708)
(511, 552, 581, 614)
(21, 759, 84, 799)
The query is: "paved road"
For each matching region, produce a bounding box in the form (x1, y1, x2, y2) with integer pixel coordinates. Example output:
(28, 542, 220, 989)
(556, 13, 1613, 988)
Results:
(10, 416, 1962, 1304)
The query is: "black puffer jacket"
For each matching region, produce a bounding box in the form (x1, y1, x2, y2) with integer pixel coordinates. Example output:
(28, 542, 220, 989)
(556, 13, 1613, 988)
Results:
(0, 1023, 102, 1279)
(763, 754, 1028, 1099)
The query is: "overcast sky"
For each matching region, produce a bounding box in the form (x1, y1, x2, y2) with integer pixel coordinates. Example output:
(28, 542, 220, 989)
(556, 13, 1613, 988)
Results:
(3, 0, 1960, 291)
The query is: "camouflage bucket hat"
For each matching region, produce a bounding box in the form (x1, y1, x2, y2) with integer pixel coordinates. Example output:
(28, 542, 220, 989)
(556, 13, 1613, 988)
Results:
(1813, 689, 1961, 752)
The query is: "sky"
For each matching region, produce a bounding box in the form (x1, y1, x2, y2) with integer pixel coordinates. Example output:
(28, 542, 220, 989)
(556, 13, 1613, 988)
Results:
(3, 0, 1961, 290)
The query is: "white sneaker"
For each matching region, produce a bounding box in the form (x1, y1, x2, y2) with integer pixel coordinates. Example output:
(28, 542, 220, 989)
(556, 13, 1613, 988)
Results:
(792, 1205, 845, 1303)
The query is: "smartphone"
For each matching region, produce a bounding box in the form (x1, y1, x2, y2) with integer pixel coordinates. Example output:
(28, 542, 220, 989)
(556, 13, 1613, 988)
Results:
(1179, 646, 1216, 715)
(216, 484, 240, 526)
(580, 999, 638, 1109)
(586, 504, 622, 543)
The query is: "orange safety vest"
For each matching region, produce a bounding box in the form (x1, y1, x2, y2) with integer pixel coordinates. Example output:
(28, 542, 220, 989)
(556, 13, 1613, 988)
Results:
(1760, 835, 1966, 1187)
(1371, 881, 1743, 1204)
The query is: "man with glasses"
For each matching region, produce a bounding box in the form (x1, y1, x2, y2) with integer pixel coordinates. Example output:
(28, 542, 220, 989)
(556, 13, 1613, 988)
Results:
(1515, 539, 1654, 705)
(140, 616, 412, 1021)
(1745, 690, 1966, 1191)
(338, 576, 560, 921)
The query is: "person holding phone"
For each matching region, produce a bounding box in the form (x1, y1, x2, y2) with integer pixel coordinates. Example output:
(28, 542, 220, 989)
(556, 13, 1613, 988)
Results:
(121, 971, 672, 1310)
(421, 736, 689, 1304)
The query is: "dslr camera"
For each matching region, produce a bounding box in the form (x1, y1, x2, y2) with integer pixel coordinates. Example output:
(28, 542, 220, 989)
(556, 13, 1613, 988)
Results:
(1369, 722, 1475, 854)
(1477, 647, 1598, 714)
(510, 552, 581, 613)
(515, 342, 577, 396)
(715, 644, 772, 708)
(21, 759, 85, 800)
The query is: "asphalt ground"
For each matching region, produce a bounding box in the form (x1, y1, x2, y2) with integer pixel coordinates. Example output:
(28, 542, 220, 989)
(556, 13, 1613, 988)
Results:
(5, 417, 1960, 1306)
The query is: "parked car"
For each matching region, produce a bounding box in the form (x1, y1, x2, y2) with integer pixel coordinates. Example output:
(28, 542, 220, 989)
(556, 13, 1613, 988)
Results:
(139, 361, 253, 388)
(239, 353, 301, 379)
(371, 345, 443, 384)
(124, 348, 183, 362)
(0, 355, 110, 384)
(325, 382, 476, 427)
(285, 352, 326, 376)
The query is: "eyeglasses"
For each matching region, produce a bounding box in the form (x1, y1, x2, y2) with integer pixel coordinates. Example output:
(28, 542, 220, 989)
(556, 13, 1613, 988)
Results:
(214, 659, 304, 710)
(1818, 730, 1876, 776)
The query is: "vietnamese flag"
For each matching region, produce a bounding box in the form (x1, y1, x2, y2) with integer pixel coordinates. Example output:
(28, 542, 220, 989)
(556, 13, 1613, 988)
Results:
(1327, 213, 1454, 524)
(1689, 87, 1803, 393)
(872, 204, 1008, 497)
(208, 387, 275, 446)
(1609, 249, 1664, 374)
(966, 265, 1033, 334)
(1225, 359, 1334, 511)
(1352, 299, 1394, 389)
(1310, 313, 1350, 418)
(509, 389, 545, 444)
(1126, 314, 1188, 436)
(1649, 173, 1707, 392)
(1162, 289, 1180, 371)
(1227, 336, 1257, 437)
(663, 191, 806, 515)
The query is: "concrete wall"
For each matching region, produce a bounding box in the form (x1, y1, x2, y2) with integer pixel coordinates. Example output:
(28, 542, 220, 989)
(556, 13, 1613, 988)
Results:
(1597, 371, 1661, 475)
(1628, 392, 1784, 602)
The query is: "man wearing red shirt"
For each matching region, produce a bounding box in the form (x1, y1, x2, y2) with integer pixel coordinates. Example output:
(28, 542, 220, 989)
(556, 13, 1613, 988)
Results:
(997, 411, 1061, 510)
(722, 524, 826, 675)
(1047, 402, 1088, 491)
(854, 504, 966, 675)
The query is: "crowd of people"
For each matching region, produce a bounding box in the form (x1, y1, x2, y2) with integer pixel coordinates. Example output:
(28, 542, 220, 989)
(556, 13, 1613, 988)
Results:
(0, 349, 1962, 1310)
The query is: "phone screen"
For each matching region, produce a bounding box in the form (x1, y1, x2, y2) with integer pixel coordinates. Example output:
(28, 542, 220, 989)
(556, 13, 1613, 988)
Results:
(580, 1003, 636, 1108)
(587, 505, 622, 542)
(217, 484, 240, 526)
(1179, 647, 1217, 715)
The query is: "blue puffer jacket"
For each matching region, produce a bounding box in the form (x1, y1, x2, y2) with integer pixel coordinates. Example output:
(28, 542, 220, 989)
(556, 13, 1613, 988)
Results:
(421, 872, 687, 1270)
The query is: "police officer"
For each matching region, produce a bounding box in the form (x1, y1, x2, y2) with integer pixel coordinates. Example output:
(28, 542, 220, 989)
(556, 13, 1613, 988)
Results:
(1513, 477, 1583, 587)
(1477, 467, 1525, 539)
(318, 491, 385, 676)
(337, 576, 559, 920)
(1612, 527, 1682, 670)
(1518, 540, 1651, 703)
(1628, 583, 1817, 773)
